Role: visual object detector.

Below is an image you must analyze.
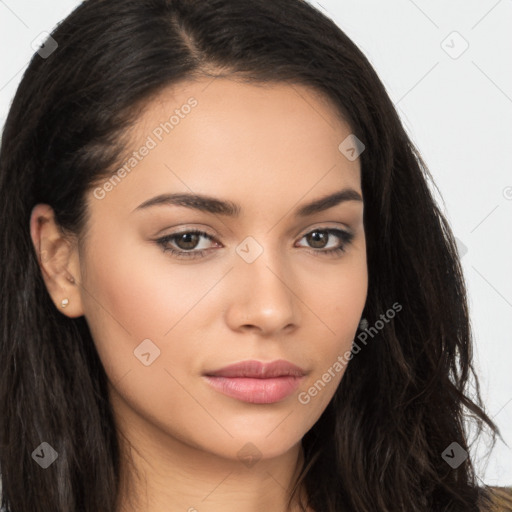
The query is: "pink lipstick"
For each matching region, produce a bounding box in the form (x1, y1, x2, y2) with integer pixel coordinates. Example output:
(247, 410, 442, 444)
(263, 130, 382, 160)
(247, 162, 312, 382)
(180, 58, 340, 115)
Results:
(203, 359, 306, 404)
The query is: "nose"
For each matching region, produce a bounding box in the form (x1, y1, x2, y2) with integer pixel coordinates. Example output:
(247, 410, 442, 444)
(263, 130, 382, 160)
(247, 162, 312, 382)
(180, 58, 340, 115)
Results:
(224, 250, 299, 336)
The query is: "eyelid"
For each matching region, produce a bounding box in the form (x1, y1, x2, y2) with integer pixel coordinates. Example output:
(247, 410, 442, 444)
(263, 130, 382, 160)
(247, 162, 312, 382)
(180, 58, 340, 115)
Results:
(295, 222, 352, 239)
(165, 228, 221, 249)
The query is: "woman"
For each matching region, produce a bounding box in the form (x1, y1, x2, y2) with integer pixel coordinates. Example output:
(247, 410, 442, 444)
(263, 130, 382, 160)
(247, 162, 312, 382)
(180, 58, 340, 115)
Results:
(0, 0, 510, 510)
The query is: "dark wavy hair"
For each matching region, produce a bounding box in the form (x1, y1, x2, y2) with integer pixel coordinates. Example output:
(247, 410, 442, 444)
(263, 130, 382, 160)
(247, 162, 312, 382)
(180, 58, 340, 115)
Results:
(0, 0, 507, 510)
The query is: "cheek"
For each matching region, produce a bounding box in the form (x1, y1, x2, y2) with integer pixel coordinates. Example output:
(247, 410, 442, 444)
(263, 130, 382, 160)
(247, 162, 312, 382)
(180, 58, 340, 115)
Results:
(79, 237, 215, 440)
(79, 229, 233, 388)
(297, 254, 367, 401)
(304, 253, 367, 339)
(83, 226, 203, 327)
(79, 234, 190, 377)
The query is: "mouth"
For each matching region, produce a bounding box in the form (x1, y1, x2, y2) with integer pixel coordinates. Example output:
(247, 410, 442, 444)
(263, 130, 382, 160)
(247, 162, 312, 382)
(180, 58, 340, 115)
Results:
(203, 359, 306, 404)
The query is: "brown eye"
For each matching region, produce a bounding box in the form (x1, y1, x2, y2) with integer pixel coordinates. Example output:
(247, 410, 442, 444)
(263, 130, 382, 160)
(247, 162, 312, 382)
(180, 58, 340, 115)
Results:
(156, 230, 219, 260)
(305, 230, 329, 249)
(174, 232, 202, 250)
(296, 228, 354, 256)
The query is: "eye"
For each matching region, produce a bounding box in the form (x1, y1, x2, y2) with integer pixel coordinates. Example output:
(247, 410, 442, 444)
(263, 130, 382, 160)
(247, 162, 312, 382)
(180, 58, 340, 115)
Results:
(155, 226, 355, 260)
(156, 230, 219, 260)
(295, 228, 354, 257)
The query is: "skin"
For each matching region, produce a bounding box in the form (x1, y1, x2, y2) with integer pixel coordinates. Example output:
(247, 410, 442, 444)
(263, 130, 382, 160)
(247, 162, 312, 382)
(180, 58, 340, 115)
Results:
(30, 78, 368, 512)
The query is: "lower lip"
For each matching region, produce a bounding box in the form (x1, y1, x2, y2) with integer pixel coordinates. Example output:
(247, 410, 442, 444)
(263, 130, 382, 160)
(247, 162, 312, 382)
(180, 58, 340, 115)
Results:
(203, 375, 304, 404)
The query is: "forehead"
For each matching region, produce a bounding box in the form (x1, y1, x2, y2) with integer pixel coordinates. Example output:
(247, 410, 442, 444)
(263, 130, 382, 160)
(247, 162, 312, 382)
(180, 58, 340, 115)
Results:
(131, 76, 354, 162)
(88, 77, 361, 221)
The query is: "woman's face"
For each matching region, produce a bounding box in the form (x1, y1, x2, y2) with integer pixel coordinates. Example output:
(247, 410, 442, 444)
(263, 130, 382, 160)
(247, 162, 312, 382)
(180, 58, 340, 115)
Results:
(74, 78, 367, 461)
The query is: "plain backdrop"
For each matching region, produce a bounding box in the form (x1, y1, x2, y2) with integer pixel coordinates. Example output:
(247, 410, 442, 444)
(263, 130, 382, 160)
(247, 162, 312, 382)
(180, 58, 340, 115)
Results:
(0, 0, 511, 486)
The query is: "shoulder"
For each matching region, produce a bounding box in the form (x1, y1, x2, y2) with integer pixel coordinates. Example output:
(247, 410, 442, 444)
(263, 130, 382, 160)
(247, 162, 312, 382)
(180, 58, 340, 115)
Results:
(481, 486, 512, 511)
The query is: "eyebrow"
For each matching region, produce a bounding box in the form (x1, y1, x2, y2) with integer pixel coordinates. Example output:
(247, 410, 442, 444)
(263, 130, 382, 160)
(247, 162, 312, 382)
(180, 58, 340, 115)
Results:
(132, 188, 362, 217)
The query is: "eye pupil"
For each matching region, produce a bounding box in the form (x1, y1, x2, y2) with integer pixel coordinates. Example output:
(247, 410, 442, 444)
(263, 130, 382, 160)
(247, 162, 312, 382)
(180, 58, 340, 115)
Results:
(307, 231, 327, 248)
(176, 232, 200, 250)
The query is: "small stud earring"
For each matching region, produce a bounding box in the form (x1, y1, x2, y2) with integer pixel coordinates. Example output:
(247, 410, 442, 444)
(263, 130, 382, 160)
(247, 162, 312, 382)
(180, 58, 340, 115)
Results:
(61, 298, 69, 308)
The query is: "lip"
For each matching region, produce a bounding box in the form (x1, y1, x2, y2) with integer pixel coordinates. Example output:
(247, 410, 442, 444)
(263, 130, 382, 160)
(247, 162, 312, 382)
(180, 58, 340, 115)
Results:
(203, 359, 306, 404)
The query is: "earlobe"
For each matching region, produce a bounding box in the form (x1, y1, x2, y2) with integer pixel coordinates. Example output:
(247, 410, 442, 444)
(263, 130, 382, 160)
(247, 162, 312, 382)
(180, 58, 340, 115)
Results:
(29, 203, 85, 318)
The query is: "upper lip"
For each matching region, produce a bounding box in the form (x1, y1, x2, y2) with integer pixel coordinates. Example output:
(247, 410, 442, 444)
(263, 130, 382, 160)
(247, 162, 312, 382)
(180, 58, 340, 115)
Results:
(204, 359, 306, 378)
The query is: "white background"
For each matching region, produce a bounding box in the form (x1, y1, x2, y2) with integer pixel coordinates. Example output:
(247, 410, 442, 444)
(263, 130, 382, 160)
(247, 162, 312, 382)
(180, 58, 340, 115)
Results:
(0, 0, 510, 487)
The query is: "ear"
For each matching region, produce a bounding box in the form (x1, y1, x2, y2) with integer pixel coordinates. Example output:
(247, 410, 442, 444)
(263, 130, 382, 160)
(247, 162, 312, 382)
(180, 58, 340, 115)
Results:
(29, 204, 84, 318)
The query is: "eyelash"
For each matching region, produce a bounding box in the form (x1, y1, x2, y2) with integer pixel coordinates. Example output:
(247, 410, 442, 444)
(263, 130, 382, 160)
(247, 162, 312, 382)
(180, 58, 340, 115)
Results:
(156, 227, 355, 260)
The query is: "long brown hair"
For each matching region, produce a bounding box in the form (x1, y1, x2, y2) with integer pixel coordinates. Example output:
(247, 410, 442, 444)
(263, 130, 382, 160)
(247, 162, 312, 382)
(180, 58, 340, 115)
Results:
(0, 0, 505, 510)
